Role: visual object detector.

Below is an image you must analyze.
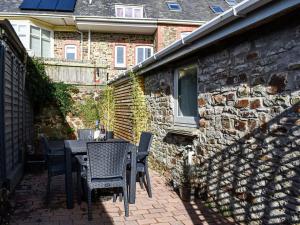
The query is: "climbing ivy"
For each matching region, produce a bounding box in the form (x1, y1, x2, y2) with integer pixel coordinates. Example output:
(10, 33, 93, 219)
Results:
(99, 86, 115, 131)
(129, 72, 149, 144)
(25, 57, 76, 116)
(76, 97, 100, 128)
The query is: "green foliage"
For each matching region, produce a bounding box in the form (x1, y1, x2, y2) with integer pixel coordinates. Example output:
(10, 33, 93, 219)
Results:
(26, 57, 53, 112)
(52, 82, 76, 117)
(129, 72, 149, 144)
(99, 86, 115, 131)
(25, 57, 76, 116)
(77, 97, 100, 128)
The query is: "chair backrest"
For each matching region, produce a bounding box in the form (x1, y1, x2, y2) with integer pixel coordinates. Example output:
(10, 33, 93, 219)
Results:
(106, 131, 114, 140)
(78, 129, 94, 140)
(138, 132, 153, 153)
(40, 134, 50, 155)
(87, 141, 129, 180)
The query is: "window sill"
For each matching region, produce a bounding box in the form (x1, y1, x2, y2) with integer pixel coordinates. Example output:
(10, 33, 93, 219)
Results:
(167, 126, 199, 137)
(114, 66, 127, 70)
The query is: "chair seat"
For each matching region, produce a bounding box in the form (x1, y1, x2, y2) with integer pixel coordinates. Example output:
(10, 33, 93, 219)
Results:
(136, 163, 145, 172)
(48, 164, 65, 176)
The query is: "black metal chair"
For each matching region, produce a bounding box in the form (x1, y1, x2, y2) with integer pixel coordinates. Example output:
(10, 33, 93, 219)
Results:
(77, 129, 94, 140)
(40, 134, 65, 202)
(130, 132, 153, 198)
(105, 131, 114, 140)
(85, 141, 130, 220)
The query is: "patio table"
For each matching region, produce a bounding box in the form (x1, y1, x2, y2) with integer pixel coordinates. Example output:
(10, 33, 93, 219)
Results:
(64, 139, 137, 209)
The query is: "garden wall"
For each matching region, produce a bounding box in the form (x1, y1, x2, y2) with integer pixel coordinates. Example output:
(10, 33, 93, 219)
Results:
(143, 12, 300, 224)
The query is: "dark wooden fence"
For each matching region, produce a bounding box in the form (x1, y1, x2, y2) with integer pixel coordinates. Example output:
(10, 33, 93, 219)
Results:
(0, 20, 33, 190)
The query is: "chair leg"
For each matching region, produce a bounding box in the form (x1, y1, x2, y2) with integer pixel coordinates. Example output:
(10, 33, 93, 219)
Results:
(139, 172, 144, 189)
(145, 166, 152, 198)
(113, 193, 117, 202)
(87, 188, 92, 221)
(77, 166, 82, 205)
(119, 192, 123, 202)
(46, 175, 51, 203)
(123, 185, 129, 217)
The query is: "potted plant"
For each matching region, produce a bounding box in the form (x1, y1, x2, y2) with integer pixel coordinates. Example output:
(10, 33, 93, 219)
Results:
(178, 160, 194, 202)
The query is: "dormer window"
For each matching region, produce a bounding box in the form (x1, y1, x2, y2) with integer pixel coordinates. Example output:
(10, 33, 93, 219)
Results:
(115, 5, 143, 18)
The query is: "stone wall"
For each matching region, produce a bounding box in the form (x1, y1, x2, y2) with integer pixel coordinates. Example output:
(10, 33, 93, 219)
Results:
(54, 31, 153, 79)
(155, 24, 198, 51)
(34, 85, 102, 141)
(54, 25, 199, 80)
(144, 14, 300, 224)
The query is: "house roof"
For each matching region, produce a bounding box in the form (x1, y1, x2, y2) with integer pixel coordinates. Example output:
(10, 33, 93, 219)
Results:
(108, 0, 300, 84)
(0, 0, 242, 22)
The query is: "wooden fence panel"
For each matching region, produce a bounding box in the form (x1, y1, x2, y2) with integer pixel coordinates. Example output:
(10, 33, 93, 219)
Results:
(0, 29, 33, 189)
(44, 60, 107, 85)
(113, 79, 135, 143)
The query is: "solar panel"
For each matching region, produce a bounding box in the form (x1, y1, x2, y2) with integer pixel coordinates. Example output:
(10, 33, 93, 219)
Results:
(38, 0, 59, 10)
(19, 0, 40, 10)
(56, 0, 77, 12)
(19, 0, 77, 12)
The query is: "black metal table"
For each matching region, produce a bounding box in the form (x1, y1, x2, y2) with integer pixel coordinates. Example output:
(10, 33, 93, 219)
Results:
(64, 139, 137, 209)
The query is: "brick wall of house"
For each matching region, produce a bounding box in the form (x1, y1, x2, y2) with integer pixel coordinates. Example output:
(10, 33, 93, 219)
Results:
(155, 24, 199, 51)
(143, 13, 300, 224)
(54, 31, 153, 79)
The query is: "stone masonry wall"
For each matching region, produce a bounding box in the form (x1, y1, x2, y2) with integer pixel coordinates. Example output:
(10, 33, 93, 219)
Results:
(144, 14, 300, 224)
(155, 24, 198, 51)
(54, 31, 153, 79)
(34, 85, 102, 141)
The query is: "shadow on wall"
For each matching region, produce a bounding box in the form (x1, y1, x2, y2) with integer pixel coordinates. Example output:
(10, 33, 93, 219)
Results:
(192, 102, 300, 224)
(25, 57, 77, 159)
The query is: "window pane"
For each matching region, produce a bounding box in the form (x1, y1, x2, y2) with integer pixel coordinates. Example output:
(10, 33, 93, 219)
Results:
(178, 65, 198, 117)
(42, 29, 51, 40)
(137, 48, 144, 64)
(125, 7, 133, 17)
(134, 8, 142, 18)
(18, 25, 27, 34)
(145, 48, 152, 58)
(116, 7, 123, 17)
(42, 39, 51, 58)
(66, 53, 75, 60)
(30, 35, 41, 56)
(30, 26, 40, 36)
(117, 47, 124, 64)
(19, 35, 27, 46)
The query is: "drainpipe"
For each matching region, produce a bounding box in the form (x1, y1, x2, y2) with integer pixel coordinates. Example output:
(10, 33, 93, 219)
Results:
(76, 30, 83, 61)
(88, 30, 91, 61)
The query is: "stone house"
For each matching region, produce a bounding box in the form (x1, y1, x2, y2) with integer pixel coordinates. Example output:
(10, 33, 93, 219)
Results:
(109, 0, 300, 224)
(0, 0, 240, 80)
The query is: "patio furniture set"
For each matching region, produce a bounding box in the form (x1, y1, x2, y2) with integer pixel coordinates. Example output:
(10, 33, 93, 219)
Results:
(41, 130, 153, 220)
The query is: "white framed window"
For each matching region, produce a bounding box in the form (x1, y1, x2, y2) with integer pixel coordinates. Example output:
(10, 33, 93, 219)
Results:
(115, 5, 143, 18)
(115, 46, 126, 68)
(30, 25, 51, 58)
(181, 32, 192, 39)
(12, 24, 27, 47)
(174, 64, 198, 127)
(135, 46, 153, 64)
(65, 45, 77, 60)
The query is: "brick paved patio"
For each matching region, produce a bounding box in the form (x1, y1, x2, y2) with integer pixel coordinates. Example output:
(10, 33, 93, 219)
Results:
(11, 170, 236, 225)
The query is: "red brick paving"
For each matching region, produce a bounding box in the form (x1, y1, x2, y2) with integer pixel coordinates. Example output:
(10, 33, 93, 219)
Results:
(10, 170, 237, 225)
